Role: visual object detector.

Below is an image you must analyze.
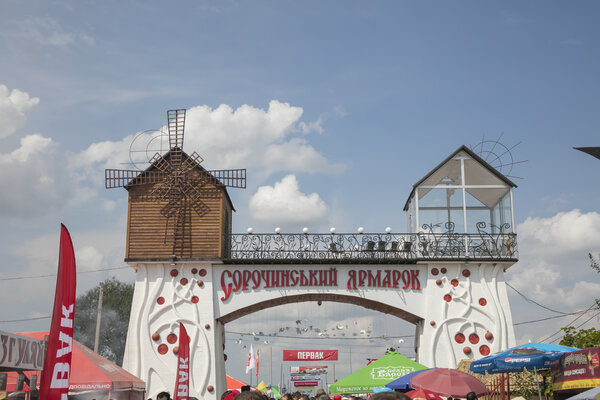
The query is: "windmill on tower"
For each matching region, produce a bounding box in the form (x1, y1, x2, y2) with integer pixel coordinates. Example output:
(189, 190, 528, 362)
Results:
(105, 109, 246, 259)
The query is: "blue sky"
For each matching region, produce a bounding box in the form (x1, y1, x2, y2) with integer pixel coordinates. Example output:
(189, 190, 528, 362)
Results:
(1, 0, 599, 385)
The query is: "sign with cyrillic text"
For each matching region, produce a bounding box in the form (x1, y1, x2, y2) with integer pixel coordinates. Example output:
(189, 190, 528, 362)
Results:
(0, 331, 45, 370)
(283, 350, 338, 361)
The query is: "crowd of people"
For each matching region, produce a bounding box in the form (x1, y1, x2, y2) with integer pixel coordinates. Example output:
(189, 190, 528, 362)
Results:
(150, 388, 479, 400)
(222, 389, 413, 400)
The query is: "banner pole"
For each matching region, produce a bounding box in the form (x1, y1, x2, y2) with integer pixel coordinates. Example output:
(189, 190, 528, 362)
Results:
(270, 347, 273, 386)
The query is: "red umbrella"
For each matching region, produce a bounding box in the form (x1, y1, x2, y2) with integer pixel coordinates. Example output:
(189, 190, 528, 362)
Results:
(411, 368, 488, 397)
(406, 388, 444, 400)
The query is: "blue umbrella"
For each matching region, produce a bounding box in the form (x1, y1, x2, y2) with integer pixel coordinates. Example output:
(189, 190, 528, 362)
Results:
(470, 343, 579, 374)
(385, 369, 433, 391)
(470, 343, 579, 399)
(373, 387, 395, 393)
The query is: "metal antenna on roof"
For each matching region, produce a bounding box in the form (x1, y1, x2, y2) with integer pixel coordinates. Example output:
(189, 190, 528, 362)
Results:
(471, 134, 528, 180)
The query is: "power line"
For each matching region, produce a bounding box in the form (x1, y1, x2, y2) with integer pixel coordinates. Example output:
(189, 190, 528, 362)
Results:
(549, 310, 600, 344)
(0, 266, 130, 281)
(540, 302, 598, 343)
(225, 331, 413, 340)
(0, 316, 51, 323)
(513, 311, 588, 326)
(506, 282, 574, 315)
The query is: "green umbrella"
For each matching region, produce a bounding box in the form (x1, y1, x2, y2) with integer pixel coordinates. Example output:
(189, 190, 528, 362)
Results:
(330, 352, 428, 394)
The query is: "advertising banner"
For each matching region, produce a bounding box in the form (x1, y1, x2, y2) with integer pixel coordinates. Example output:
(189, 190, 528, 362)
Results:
(294, 381, 319, 387)
(174, 323, 190, 400)
(283, 350, 338, 361)
(290, 366, 328, 374)
(290, 375, 321, 382)
(0, 331, 45, 371)
(552, 347, 600, 391)
(39, 224, 77, 400)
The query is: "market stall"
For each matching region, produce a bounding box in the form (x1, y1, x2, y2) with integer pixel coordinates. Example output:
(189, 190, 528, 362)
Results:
(552, 347, 600, 400)
(5, 332, 145, 400)
(329, 352, 427, 394)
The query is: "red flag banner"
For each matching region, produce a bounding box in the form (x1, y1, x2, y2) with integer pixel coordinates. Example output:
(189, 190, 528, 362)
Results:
(256, 348, 260, 379)
(283, 350, 338, 361)
(174, 323, 190, 400)
(39, 224, 77, 400)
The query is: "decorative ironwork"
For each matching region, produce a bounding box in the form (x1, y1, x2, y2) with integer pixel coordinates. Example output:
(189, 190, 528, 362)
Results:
(228, 225, 517, 263)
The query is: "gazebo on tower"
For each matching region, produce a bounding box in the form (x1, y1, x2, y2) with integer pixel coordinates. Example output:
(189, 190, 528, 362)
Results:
(107, 110, 518, 399)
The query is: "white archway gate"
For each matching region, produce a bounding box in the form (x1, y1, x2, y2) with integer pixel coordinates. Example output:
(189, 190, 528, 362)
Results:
(122, 260, 515, 399)
(115, 142, 521, 399)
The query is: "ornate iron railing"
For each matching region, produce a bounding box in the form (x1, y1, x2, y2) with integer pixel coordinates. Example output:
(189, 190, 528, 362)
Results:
(228, 223, 517, 263)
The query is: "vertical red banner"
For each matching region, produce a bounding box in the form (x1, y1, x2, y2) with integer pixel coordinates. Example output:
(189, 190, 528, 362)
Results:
(174, 323, 190, 400)
(256, 348, 260, 379)
(39, 224, 77, 400)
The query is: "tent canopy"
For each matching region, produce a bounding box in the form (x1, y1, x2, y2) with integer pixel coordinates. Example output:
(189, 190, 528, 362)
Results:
(6, 331, 145, 392)
(226, 375, 249, 390)
(329, 352, 428, 394)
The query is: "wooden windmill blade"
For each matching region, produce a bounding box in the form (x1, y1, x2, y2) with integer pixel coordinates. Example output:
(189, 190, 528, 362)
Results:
(167, 109, 186, 169)
(105, 168, 168, 189)
(167, 109, 186, 149)
(205, 168, 247, 188)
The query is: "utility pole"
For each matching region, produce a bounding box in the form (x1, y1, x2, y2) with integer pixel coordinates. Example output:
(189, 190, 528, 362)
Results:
(270, 347, 273, 385)
(349, 347, 353, 374)
(93, 283, 104, 353)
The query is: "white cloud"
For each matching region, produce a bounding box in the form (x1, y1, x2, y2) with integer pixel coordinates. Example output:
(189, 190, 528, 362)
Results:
(0, 134, 74, 217)
(0, 85, 40, 138)
(249, 174, 327, 225)
(298, 117, 324, 134)
(508, 209, 600, 309)
(76, 246, 106, 271)
(7, 17, 95, 47)
(73, 100, 344, 184)
(517, 209, 600, 255)
(333, 105, 347, 117)
(182, 101, 343, 174)
(0, 132, 99, 218)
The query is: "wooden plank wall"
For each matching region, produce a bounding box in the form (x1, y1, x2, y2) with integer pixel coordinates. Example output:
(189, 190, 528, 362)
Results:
(126, 183, 227, 259)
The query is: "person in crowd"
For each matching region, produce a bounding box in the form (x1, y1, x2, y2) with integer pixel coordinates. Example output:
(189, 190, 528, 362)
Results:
(466, 393, 477, 400)
(282, 394, 292, 400)
(315, 389, 326, 397)
(223, 390, 241, 400)
(157, 392, 171, 400)
(235, 391, 267, 400)
(369, 393, 411, 400)
(222, 391, 233, 400)
(333, 395, 342, 400)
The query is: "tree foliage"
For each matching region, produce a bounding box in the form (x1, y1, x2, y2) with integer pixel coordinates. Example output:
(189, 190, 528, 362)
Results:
(559, 326, 600, 349)
(510, 371, 537, 400)
(559, 253, 600, 349)
(74, 278, 134, 365)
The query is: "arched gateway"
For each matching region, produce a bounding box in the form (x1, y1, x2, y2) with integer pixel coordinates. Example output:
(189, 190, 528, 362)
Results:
(107, 110, 518, 399)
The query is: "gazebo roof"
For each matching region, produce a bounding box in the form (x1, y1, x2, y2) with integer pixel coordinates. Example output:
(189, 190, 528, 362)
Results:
(403, 145, 517, 211)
